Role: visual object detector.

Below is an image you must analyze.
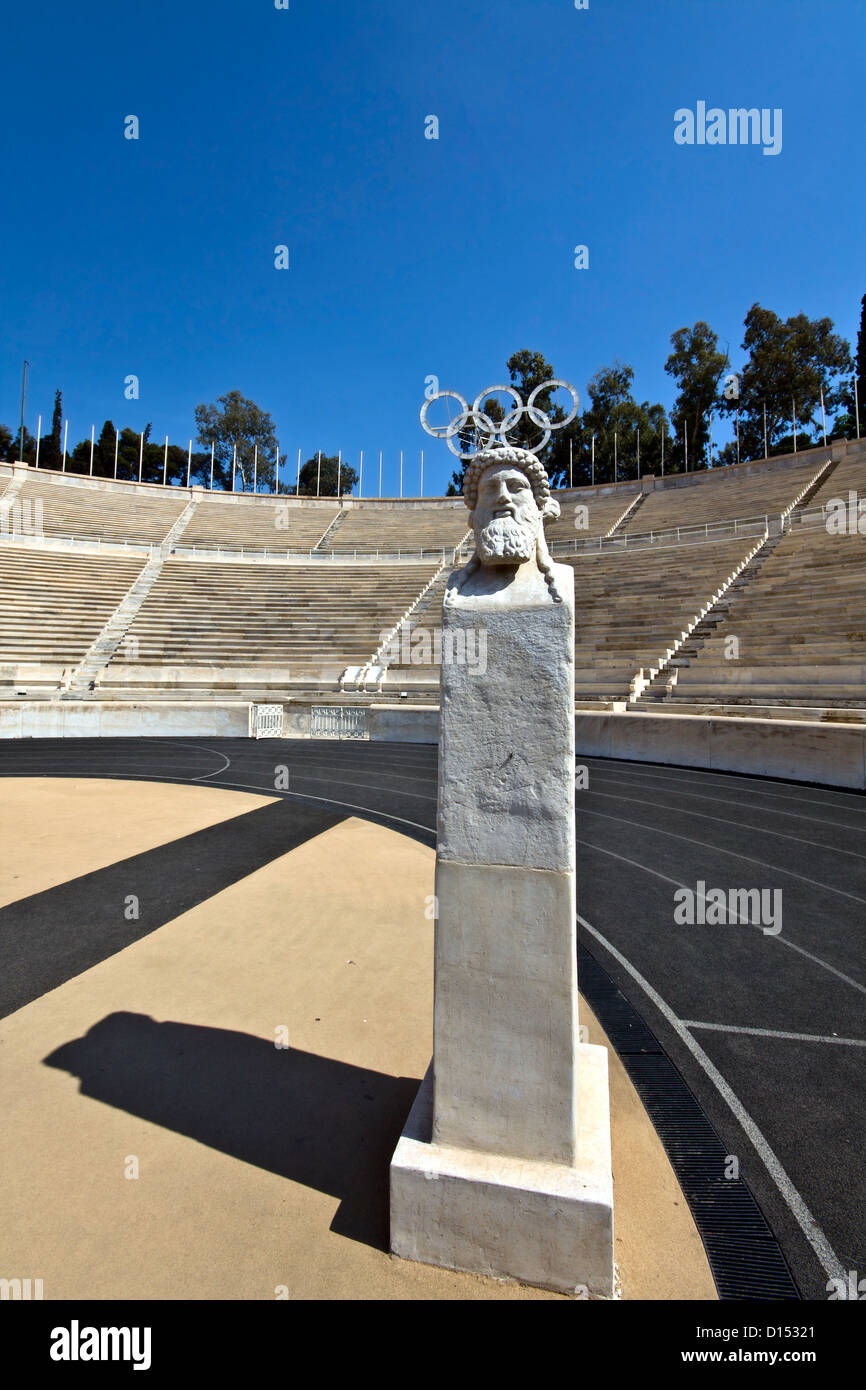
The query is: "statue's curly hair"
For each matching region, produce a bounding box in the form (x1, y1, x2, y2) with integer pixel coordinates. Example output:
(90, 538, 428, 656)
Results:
(461, 445, 560, 523)
(447, 445, 565, 605)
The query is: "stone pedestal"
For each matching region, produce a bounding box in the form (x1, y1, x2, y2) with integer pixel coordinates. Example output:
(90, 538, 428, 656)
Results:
(390, 552, 614, 1296)
(391, 1048, 612, 1296)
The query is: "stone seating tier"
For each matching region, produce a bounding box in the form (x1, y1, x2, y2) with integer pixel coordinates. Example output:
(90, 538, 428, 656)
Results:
(13, 475, 185, 544)
(659, 526, 866, 705)
(0, 550, 146, 676)
(181, 498, 339, 550)
(320, 504, 468, 553)
(623, 457, 826, 535)
(113, 560, 441, 668)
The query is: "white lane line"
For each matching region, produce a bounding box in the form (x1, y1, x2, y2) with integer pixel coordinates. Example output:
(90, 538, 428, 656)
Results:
(682, 1021, 866, 1048)
(577, 913, 848, 1287)
(218, 779, 436, 836)
(583, 757, 866, 815)
(583, 788, 866, 860)
(575, 837, 866, 997)
(191, 750, 232, 782)
(287, 772, 437, 803)
(584, 772, 866, 838)
(240, 757, 436, 785)
(132, 738, 234, 783)
(577, 806, 866, 908)
(1, 767, 438, 839)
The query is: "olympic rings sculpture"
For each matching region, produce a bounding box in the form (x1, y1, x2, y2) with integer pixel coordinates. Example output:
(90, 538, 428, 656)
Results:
(420, 379, 579, 459)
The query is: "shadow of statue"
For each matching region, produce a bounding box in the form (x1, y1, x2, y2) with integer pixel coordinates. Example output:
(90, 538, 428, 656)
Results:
(44, 1011, 421, 1250)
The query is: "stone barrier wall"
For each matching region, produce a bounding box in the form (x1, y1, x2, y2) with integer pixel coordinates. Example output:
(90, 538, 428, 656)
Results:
(0, 702, 862, 789)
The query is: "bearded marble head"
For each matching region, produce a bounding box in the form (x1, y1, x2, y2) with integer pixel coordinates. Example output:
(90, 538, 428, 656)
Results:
(446, 445, 566, 605)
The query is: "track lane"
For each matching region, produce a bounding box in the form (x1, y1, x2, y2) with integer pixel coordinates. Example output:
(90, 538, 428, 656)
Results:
(1, 736, 863, 1301)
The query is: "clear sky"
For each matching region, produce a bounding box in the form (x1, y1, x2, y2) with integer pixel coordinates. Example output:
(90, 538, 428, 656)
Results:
(1, 0, 862, 496)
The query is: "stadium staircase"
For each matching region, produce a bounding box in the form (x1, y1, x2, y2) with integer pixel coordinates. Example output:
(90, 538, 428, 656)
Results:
(0, 468, 26, 519)
(633, 444, 866, 718)
(636, 526, 784, 702)
(605, 490, 646, 536)
(314, 510, 347, 549)
(59, 496, 199, 696)
(341, 558, 452, 697)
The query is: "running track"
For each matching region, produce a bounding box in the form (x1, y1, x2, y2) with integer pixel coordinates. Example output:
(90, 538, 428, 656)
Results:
(1, 736, 863, 1301)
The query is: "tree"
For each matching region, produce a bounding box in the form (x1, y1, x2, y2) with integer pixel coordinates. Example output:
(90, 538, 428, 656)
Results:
(0, 425, 12, 461)
(664, 322, 729, 470)
(297, 452, 357, 497)
(446, 348, 564, 494)
(93, 420, 117, 478)
(720, 304, 852, 459)
(116, 427, 143, 480)
(37, 390, 62, 470)
(568, 361, 668, 484)
(194, 390, 281, 491)
(8, 426, 37, 464)
(854, 293, 866, 434)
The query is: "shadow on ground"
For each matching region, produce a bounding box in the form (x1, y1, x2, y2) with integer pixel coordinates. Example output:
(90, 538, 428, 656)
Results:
(44, 1011, 420, 1249)
(0, 799, 345, 1019)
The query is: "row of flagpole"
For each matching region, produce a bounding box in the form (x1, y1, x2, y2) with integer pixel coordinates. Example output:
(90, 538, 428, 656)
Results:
(22, 380, 864, 493)
(42, 426, 430, 498)
(563, 384, 861, 488)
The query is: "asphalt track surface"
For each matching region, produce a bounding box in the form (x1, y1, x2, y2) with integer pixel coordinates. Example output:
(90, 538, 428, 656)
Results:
(1, 736, 863, 1303)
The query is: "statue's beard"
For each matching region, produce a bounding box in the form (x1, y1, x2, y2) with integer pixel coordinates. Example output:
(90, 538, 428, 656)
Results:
(477, 515, 539, 563)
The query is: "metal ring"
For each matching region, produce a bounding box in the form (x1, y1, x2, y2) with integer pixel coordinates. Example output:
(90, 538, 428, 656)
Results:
(421, 379, 579, 457)
(528, 379, 580, 429)
(472, 384, 522, 420)
(445, 409, 499, 459)
(420, 391, 470, 440)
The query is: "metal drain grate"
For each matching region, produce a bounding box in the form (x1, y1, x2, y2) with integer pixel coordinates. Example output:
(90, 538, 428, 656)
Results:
(578, 943, 801, 1300)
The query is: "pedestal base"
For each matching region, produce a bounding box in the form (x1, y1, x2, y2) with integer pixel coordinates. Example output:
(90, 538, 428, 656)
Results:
(389, 1043, 614, 1297)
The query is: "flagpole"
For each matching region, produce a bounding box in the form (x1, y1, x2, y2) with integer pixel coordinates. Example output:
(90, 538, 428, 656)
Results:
(359, 449, 364, 499)
(296, 448, 301, 495)
(114, 428, 119, 479)
(187, 440, 192, 487)
(210, 441, 215, 490)
(90, 425, 95, 475)
(35, 414, 42, 468)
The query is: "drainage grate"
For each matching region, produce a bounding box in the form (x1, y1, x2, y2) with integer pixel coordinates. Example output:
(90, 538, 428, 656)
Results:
(578, 943, 801, 1300)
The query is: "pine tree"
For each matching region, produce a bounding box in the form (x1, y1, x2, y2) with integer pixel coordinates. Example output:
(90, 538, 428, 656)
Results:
(856, 293, 866, 432)
(39, 390, 62, 470)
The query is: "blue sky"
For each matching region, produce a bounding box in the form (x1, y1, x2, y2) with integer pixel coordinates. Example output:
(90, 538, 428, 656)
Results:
(1, 0, 862, 495)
